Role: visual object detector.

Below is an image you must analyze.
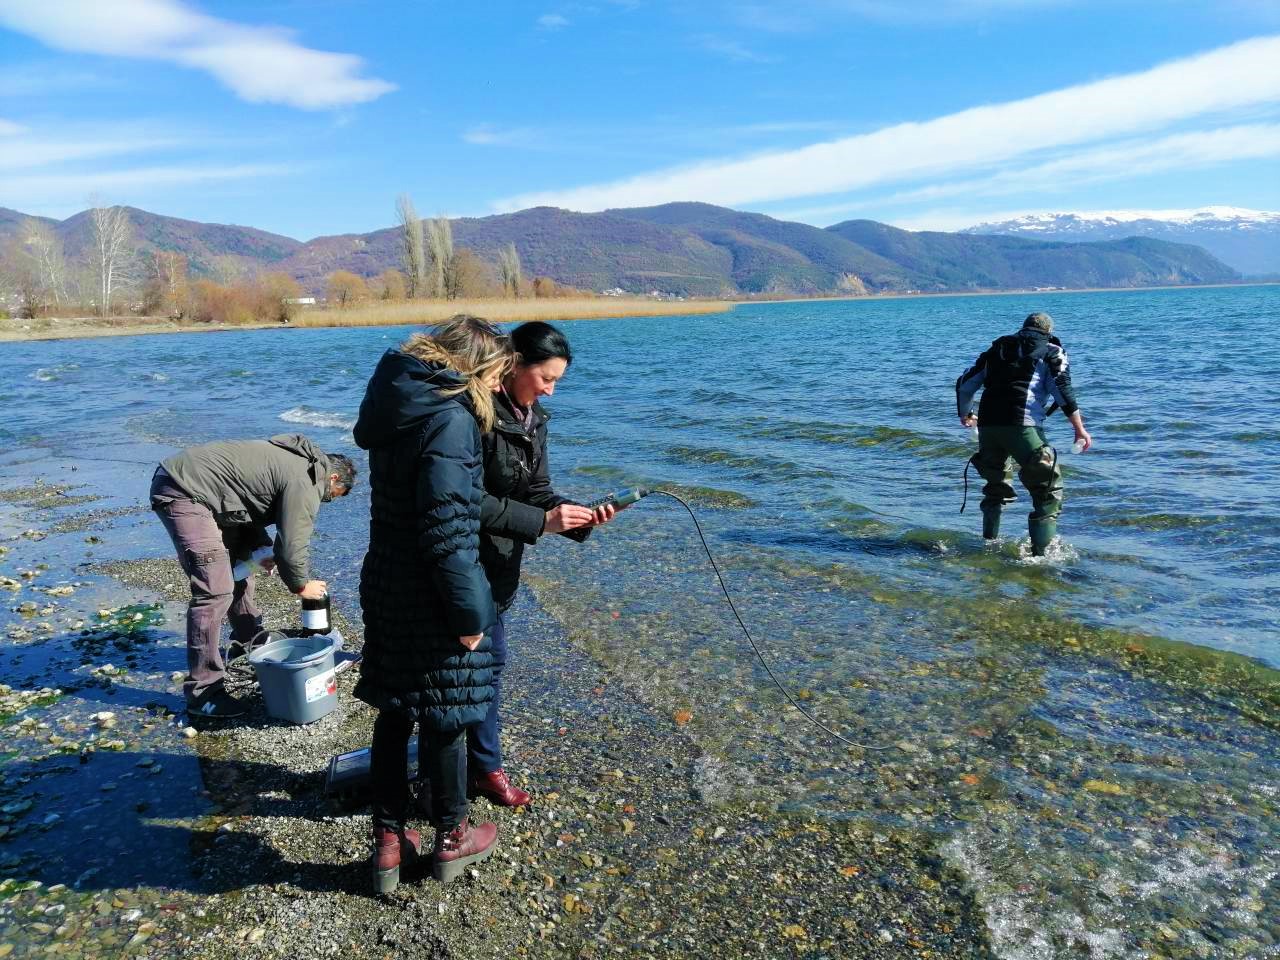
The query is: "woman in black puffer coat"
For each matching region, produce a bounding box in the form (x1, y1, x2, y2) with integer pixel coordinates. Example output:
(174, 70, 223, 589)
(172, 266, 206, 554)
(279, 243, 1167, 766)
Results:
(353, 315, 514, 891)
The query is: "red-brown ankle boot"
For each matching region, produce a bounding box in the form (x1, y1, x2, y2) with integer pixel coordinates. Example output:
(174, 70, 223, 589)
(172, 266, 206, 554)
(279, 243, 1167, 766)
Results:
(432, 817, 498, 883)
(469, 768, 531, 807)
(371, 825, 422, 894)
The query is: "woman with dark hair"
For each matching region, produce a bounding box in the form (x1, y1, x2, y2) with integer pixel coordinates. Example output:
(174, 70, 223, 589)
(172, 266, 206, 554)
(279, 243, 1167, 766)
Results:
(466, 320, 616, 807)
(353, 314, 514, 892)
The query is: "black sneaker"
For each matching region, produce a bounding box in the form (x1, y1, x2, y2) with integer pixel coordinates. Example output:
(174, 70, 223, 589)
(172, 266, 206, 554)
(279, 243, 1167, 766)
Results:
(187, 687, 247, 719)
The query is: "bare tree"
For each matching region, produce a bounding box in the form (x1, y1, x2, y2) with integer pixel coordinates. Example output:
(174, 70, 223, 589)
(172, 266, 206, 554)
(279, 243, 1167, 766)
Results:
(426, 215, 455, 299)
(498, 243, 523, 299)
(1, 247, 45, 319)
(209, 254, 250, 286)
(396, 194, 426, 298)
(143, 250, 190, 317)
(22, 220, 67, 308)
(454, 249, 498, 298)
(326, 270, 368, 308)
(256, 271, 303, 323)
(89, 203, 135, 317)
(374, 268, 407, 301)
(0, 254, 14, 313)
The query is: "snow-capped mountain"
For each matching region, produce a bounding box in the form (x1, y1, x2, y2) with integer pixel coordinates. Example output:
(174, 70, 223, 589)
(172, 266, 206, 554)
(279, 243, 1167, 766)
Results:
(963, 207, 1280, 277)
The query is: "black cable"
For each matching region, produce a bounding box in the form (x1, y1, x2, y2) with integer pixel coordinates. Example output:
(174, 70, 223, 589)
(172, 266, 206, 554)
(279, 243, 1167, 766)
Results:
(647, 490, 889, 752)
(960, 453, 977, 514)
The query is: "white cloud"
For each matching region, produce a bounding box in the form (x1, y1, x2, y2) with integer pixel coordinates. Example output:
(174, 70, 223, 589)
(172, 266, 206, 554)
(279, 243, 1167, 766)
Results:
(901, 124, 1280, 202)
(775, 123, 1280, 223)
(538, 13, 570, 29)
(0, 63, 117, 98)
(719, 120, 846, 136)
(497, 34, 1280, 212)
(734, 5, 811, 32)
(0, 0, 395, 109)
(462, 124, 539, 147)
(1, 163, 295, 202)
(0, 117, 24, 135)
(697, 35, 775, 62)
(0, 133, 183, 171)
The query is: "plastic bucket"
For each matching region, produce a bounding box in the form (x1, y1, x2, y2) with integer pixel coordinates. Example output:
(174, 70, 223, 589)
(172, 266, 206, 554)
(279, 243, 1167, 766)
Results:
(248, 631, 339, 724)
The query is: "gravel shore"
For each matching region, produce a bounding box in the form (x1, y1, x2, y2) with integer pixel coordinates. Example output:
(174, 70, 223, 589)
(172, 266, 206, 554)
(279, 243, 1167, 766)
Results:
(1, 478, 997, 959)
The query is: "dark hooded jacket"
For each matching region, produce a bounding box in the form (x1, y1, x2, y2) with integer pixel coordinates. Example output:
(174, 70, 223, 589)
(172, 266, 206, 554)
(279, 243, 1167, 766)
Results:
(159, 434, 331, 591)
(955, 327, 1079, 427)
(480, 389, 588, 612)
(352, 349, 496, 730)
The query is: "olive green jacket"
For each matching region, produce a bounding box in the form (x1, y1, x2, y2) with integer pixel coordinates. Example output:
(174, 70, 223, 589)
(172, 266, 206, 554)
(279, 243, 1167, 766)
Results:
(160, 434, 332, 591)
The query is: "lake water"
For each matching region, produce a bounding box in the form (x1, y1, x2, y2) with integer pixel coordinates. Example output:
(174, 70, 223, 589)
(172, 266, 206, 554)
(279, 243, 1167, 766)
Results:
(3, 285, 1278, 959)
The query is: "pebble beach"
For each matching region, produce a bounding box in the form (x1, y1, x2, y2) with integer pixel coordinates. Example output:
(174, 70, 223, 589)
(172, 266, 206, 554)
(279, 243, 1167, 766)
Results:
(0, 476, 995, 959)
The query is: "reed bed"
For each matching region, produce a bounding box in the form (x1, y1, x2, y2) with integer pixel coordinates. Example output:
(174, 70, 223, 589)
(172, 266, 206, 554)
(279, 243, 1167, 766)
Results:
(0, 297, 731, 342)
(288, 297, 730, 328)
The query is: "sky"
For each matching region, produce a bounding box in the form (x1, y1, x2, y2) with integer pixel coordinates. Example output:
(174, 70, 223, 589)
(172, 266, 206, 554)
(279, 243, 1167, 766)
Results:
(1, 0, 1278, 240)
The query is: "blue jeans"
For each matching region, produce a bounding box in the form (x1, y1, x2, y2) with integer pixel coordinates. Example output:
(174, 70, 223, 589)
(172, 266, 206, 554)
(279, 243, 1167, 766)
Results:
(466, 614, 506, 774)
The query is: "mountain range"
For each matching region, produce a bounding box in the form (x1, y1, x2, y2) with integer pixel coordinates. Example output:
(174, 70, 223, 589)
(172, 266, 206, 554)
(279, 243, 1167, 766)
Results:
(964, 207, 1280, 278)
(0, 201, 1245, 298)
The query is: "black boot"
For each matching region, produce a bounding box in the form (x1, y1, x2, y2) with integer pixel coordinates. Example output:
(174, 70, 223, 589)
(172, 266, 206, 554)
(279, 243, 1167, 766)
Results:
(980, 505, 1002, 540)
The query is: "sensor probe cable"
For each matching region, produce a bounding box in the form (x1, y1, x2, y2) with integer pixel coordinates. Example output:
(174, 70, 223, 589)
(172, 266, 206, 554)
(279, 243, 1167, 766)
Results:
(648, 490, 889, 751)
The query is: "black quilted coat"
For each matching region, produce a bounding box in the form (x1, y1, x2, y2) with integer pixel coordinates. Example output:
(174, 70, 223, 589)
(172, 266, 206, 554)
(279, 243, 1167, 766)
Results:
(480, 391, 589, 612)
(352, 349, 496, 732)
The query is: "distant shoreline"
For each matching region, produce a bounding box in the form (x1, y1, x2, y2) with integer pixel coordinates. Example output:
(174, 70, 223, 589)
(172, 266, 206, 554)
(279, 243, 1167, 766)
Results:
(3, 281, 1275, 343)
(0, 296, 732, 343)
(764, 278, 1280, 307)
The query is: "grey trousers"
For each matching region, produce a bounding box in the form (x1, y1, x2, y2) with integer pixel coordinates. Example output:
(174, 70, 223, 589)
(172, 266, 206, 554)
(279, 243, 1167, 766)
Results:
(150, 471, 263, 702)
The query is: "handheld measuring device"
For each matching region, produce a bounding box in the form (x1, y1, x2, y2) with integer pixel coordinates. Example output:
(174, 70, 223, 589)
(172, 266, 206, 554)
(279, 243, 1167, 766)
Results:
(584, 488, 651, 511)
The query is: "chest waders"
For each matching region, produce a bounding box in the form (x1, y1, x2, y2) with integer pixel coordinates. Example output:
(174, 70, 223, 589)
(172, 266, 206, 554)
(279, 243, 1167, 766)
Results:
(970, 426, 1063, 555)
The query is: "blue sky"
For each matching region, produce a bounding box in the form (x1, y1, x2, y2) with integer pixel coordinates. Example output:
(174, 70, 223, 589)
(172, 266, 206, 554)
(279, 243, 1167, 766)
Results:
(1, 0, 1278, 239)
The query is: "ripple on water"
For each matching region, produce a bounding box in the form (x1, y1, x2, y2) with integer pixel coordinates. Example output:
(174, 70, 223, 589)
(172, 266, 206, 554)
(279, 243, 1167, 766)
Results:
(570, 465, 756, 508)
(31, 364, 79, 382)
(664, 444, 833, 480)
(277, 405, 357, 431)
(534, 529, 1280, 956)
(852, 425, 973, 460)
(1097, 512, 1224, 531)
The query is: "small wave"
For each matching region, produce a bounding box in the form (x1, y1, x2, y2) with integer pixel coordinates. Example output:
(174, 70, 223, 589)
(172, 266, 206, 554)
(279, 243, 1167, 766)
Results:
(1232, 430, 1280, 444)
(31, 364, 77, 382)
(852, 425, 972, 460)
(573, 464, 629, 481)
(570, 466, 753, 508)
(942, 831, 1128, 960)
(665, 444, 832, 479)
(1105, 422, 1152, 434)
(749, 420, 863, 445)
(1016, 537, 1080, 565)
(146, 372, 169, 382)
(1098, 513, 1221, 531)
(278, 406, 356, 431)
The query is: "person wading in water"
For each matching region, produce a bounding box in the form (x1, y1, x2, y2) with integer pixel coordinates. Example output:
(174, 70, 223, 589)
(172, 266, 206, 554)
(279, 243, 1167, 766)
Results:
(955, 311, 1091, 556)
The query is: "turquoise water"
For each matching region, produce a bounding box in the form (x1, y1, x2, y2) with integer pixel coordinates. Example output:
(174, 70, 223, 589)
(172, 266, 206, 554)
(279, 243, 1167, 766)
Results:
(2, 285, 1278, 958)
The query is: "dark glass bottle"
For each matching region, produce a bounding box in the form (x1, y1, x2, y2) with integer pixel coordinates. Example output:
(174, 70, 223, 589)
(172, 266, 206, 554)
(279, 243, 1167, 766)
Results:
(301, 593, 331, 636)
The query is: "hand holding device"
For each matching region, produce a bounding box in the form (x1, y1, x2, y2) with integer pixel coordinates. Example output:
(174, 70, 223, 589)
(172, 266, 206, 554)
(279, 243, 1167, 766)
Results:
(545, 502, 596, 534)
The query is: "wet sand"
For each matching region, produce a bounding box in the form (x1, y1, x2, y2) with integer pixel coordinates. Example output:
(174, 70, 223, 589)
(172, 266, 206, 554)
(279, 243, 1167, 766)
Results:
(0, 476, 996, 959)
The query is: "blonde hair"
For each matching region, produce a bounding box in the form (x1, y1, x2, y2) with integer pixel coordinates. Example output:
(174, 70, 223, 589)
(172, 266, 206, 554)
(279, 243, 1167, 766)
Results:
(401, 315, 513, 431)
